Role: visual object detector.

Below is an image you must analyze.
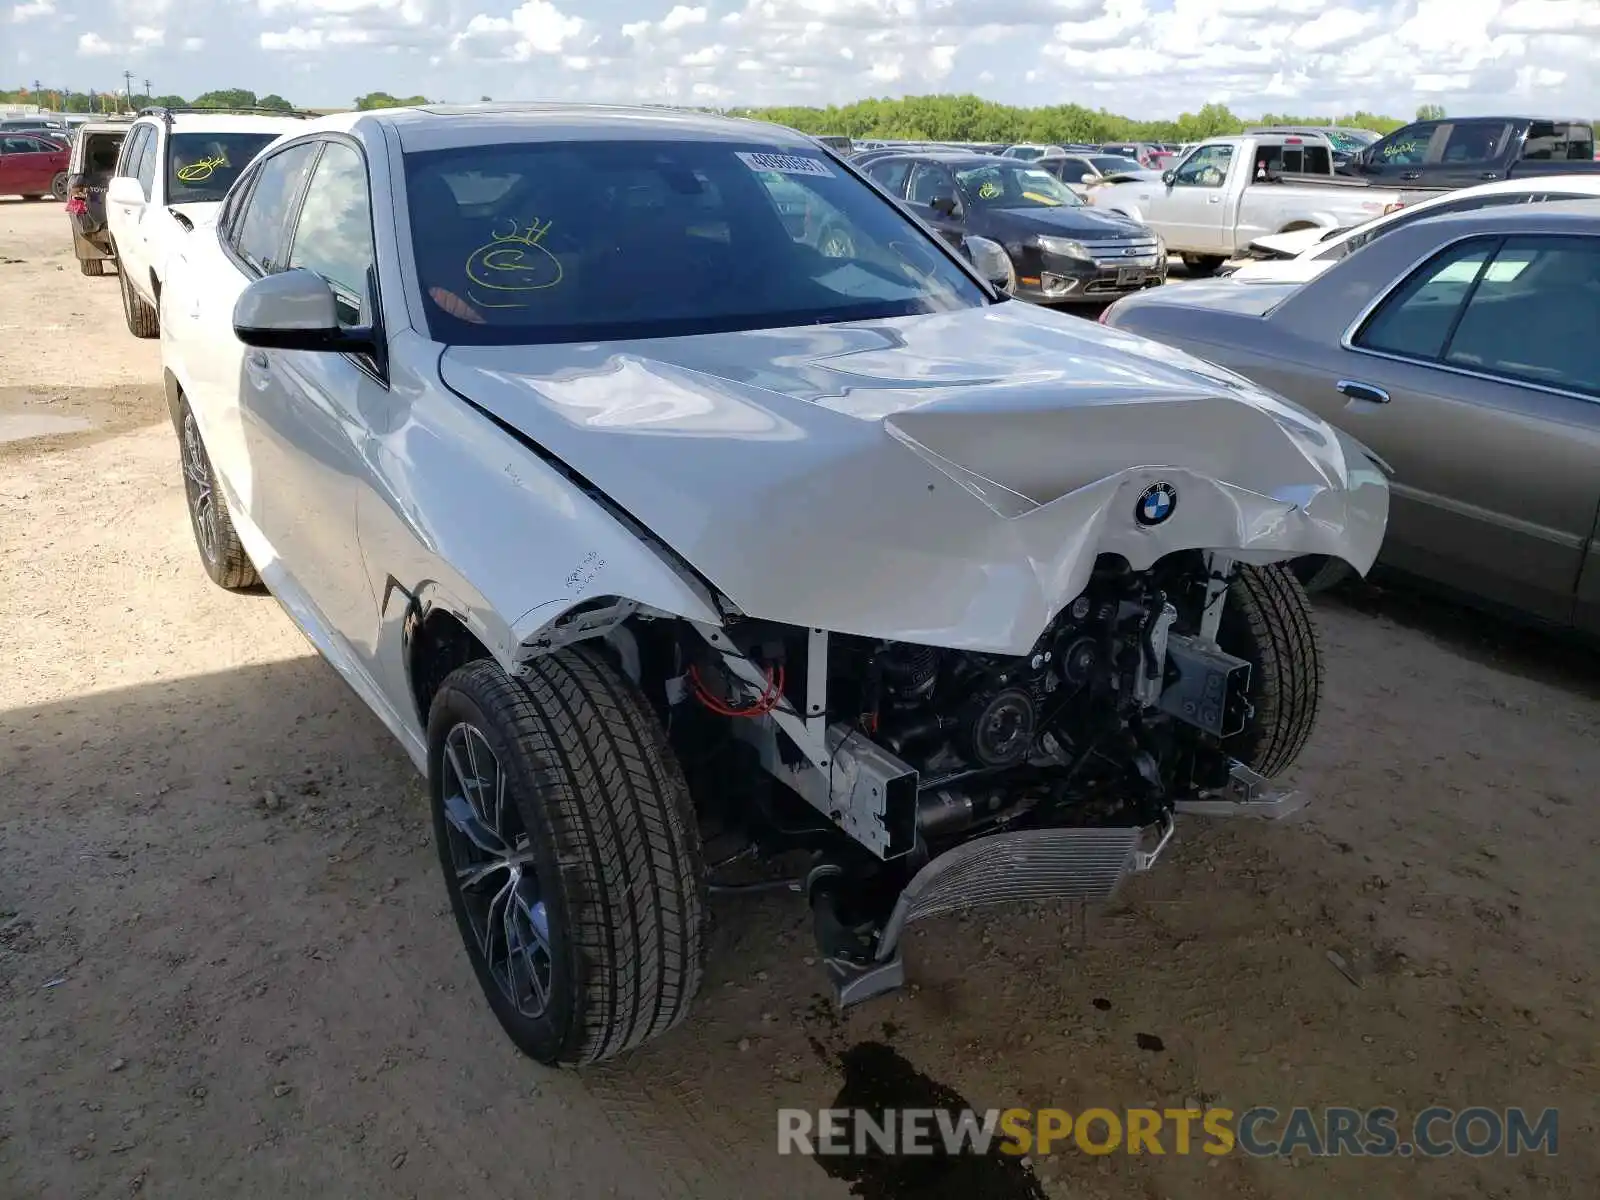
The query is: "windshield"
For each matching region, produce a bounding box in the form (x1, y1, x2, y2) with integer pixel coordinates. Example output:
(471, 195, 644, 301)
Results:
(405, 140, 989, 345)
(955, 163, 1083, 209)
(1090, 155, 1144, 174)
(167, 132, 279, 203)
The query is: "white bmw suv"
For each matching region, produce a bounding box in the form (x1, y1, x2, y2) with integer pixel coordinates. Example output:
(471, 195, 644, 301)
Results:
(105, 107, 309, 337)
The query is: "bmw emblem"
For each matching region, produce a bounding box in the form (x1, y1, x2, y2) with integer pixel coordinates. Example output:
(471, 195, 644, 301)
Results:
(1135, 481, 1178, 527)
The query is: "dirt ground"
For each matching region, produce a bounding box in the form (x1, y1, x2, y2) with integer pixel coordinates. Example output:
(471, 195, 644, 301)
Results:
(1, 197, 1596, 1200)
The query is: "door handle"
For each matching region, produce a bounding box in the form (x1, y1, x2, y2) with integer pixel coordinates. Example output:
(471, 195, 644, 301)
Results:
(1207, 195, 1220, 203)
(1336, 379, 1389, 404)
(1400, 171, 1420, 181)
(1478, 171, 1498, 180)
(245, 350, 269, 370)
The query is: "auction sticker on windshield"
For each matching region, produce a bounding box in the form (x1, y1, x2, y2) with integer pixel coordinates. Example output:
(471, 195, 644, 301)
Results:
(736, 151, 836, 178)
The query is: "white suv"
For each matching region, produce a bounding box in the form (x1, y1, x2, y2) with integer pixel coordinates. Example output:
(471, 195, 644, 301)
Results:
(105, 108, 308, 337)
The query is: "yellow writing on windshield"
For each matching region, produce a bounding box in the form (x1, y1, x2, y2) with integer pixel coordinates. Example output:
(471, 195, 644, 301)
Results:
(465, 217, 563, 308)
(977, 180, 1003, 199)
(1021, 191, 1061, 206)
(176, 154, 229, 183)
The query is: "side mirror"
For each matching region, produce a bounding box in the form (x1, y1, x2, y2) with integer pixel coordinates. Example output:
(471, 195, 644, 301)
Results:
(963, 235, 1014, 293)
(233, 268, 378, 356)
(1081, 173, 1095, 184)
(1161, 170, 1175, 186)
(107, 175, 144, 206)
(930, 193, 961, 218)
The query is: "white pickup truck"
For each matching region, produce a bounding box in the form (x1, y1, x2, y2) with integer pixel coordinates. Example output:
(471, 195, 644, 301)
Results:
(1086, 134, 1404, 273)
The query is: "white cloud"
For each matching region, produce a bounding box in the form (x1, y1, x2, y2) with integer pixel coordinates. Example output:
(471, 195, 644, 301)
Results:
(454, 1, 583, 58)
(76, 31, 117, 55)
(182, 35, 204, 50)
(261, 25, 324, 50)
(132, 24, 164, 46)
(659, 4, 706, 32)
(10, 0, 54, 22)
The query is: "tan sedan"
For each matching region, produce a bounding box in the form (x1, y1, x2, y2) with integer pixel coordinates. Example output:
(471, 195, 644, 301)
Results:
(1102, 201, 1600, 633)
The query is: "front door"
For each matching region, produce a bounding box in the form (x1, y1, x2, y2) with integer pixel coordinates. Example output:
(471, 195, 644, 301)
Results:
(1154, 143, 1236, 253)
(0, 136, 52, 194)
(903, 161, 966, 247)
(241, 138, 384, 651)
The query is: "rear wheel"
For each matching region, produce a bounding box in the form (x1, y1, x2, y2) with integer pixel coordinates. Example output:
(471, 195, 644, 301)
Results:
(1218, 563, 1323, 777)
(178, 400, 259, 590)
(79, 257, 106, 277)
(117, 256, 159, 337)
(50, 172, 69, 201)
(429, 650, 705, 1065)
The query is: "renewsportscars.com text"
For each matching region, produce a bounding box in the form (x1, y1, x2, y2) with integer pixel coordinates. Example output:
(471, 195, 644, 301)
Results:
(777, 1105, 1558, 1158)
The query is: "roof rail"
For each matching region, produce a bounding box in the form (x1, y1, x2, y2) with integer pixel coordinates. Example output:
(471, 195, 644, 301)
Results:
(137, 105, 318, 123)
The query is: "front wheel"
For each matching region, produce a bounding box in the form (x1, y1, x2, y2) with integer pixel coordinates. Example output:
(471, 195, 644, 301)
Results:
(1181, 253, 1227, 276)
(178, 400, 260, 590)
(1218, 563, 1323, 777)
(429, 650, 705, 1065)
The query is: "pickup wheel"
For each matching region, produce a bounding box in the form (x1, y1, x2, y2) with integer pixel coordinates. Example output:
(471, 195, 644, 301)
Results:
(117, 255, 160, 337)
(429, 650, 705, 1066)
(178, 400, 260, 590)
(79, 257, 106, 277)
(1181, 253, 1227, 276)
(1218, 563, 1323, 778)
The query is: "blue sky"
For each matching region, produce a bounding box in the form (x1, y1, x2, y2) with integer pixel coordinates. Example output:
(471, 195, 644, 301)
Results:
(8, 0, 1600, 118)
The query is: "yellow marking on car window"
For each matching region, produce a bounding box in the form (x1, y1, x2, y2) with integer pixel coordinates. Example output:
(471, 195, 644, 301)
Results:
(464, 218, 563, 308)
(977, 180, 1003, 199)
(176, 154, 229, 183)
(1021, 191, 1061, 206)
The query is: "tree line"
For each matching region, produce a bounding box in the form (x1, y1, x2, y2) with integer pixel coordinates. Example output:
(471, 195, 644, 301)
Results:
(6, 86, 1596, 144)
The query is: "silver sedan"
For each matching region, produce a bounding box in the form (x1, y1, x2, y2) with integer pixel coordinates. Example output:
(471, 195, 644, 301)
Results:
(1102, 201, 1600, 633)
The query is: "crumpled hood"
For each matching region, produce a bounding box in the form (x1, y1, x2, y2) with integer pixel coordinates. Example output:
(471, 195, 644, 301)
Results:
(439, 300, 1387, 653)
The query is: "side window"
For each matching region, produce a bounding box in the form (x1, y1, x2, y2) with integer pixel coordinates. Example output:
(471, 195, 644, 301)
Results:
(1354, 239, 1495, 359)
(1173, 144, 1233, 188)
(1563, 123, 1595, 161)
(907, 163, 956, 206)
(1523, 121, 1564, 161)
(287, 142, 375, 326)
(1443, 236, 1600, 396)
(865, 159, 911, 197)
(1371, 123, 1434, 166)
(1437, 122, 1509, 165)
(135, 129, 159, 197)
(114, 125, 146, 176)
(233, 143, 319, 276)
(217, 163, 258, 245)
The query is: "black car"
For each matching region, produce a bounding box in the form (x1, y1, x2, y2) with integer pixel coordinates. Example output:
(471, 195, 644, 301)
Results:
(860, 151, 1165, 304)
(1347, 117, 1600, 190)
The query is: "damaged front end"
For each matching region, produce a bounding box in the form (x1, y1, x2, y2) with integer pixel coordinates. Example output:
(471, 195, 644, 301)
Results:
(659, 547, 1313, 1007)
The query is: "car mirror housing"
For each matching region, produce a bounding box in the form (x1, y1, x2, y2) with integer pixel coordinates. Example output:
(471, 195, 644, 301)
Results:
(233, 268, 378, 356)
(106, 175, 145, 206)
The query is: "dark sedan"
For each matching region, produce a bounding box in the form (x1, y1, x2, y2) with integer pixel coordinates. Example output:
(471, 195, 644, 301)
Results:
(860, 151, 1166, 303)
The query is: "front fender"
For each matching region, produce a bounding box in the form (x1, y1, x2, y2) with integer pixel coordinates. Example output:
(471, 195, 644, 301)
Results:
(358, 344, 724, 679)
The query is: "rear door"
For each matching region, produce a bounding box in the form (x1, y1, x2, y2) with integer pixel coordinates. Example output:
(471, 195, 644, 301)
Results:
(1323, 234, 1600, 621)
(1420, 120, 1516, 189)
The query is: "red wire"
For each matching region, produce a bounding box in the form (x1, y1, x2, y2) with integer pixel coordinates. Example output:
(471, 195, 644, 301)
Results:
(688, 663, 786, 719)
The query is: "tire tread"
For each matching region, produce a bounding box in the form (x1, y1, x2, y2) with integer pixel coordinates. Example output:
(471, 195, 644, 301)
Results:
(1223, 562, 1323, 777)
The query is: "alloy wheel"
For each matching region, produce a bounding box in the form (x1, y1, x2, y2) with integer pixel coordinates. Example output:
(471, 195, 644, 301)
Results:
(440, 721, 554, 1019)
(180, 411, 219, 565)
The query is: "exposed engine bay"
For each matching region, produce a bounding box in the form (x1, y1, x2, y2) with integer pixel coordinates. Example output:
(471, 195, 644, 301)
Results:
(654, 550, 1304, 1001)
